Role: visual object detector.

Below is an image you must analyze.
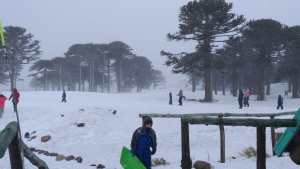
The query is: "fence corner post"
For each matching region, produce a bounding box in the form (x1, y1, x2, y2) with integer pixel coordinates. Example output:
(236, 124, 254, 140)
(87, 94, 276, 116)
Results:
(181, 118, 192, 169)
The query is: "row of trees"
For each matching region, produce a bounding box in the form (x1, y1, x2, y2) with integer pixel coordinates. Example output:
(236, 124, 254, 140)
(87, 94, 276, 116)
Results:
(162, 0, 300, 102)
(29, 42, 165, 92)
(0, 26, 164, 92)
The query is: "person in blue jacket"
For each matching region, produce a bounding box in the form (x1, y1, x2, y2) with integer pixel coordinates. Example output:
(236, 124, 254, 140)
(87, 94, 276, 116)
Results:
(131, 116, 157, 169)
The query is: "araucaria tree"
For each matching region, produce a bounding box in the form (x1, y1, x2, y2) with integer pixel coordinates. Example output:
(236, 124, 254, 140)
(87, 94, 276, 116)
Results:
(242, 19, 284, 100)
(163, 0, 245, 102)
(1, 26, 41, 90)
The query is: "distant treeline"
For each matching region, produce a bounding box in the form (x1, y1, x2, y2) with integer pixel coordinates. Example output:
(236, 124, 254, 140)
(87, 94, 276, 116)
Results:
(0, 27, 165, 92)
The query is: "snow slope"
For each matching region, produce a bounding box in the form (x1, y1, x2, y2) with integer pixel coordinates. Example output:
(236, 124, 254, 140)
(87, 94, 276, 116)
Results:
(0, 89, 299, 169)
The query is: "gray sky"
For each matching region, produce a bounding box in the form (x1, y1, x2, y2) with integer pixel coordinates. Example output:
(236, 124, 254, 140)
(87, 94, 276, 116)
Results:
(1, 0, 300, 88)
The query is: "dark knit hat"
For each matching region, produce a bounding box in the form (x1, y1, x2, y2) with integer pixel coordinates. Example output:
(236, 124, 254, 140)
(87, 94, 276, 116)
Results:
(143, 116, 153, 126)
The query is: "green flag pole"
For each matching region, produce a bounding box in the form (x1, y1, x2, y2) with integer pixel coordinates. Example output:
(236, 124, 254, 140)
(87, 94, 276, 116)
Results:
(0, 21, 5, 47)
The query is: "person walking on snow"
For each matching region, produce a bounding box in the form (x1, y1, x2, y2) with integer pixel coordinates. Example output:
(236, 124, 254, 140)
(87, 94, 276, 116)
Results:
(277, 94, 284, 110)
(131, 116, 157, 169)
(169, 92, 173, 105)
(178, 89, 184, 106)
(0, 94, 7, 118)
(243, 88, 250, 107)
(238, 89, 244, 109)
(62, 90, 67, 103)
(9, 88, 20, 112)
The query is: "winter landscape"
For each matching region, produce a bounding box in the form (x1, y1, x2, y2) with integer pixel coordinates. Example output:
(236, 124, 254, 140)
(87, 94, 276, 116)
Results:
(1, 0, 300, 169)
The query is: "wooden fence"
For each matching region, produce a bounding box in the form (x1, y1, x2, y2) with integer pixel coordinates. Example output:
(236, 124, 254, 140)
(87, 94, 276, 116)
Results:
(140, 111, 296, 169)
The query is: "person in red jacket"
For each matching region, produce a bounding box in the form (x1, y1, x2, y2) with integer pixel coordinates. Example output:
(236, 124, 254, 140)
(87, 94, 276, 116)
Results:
(0, 94, 7, 118)
(9, 88, 20, 112)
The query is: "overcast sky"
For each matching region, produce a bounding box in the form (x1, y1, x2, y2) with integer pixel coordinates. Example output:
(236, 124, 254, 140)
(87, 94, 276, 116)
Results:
(1, 0, 300, 88)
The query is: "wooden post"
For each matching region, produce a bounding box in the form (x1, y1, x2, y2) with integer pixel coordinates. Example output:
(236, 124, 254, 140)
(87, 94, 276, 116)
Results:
(257, 126, 266, 169)
(219, 115, 225, 163)
(181, 118, 192, 169)
(270, 116, 276, 156)
(8, 134, 24, 169)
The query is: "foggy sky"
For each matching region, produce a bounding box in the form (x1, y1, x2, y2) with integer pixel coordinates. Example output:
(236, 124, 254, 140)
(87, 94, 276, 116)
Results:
(1, 0, 300, 88)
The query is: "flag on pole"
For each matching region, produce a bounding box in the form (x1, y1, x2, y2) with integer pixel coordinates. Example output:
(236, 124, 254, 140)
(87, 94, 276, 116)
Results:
(0, 20, 5, 47)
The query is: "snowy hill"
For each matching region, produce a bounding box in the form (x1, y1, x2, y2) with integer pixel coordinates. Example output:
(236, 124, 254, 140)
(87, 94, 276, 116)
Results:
(0, 90, 299, 169)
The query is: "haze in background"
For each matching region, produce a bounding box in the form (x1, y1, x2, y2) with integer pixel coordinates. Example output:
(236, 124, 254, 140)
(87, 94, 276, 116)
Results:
(0, 0, 299, 90)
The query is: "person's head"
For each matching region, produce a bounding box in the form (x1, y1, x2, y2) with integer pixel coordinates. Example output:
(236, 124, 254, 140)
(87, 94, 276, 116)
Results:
(13, 88, 17, 93)
(143, 116, 153, 128)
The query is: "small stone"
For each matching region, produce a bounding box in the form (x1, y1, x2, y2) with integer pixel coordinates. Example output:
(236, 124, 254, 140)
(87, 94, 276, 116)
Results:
(31, 131, 37, 135)
(65, 155, 75, 161)
(77, 123, 85, 127)
(90, 164, 97, 167)
(41, 135, 51, 143)
(56, 155, 65, 161)
(49, 152, 58, 157)
(112, 110, 117, 115)
(75, 156, 83, 163)
(97, 164, 106, 169)
(29, 135, 37, 141)
(79, 108, 85, 112)
(61, 114, 64, 117)
(24, 132, 30, 139)
(193, 161, 212, 169)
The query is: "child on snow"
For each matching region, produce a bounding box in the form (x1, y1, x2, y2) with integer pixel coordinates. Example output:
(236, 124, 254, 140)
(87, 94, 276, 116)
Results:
(243, 88, 250, 107)
(0, 94, 7, 118)
(62, 90, 67, 103)
(9, 88, 20, 112)
(277, 94, 284, 110)
(238, 89, 244, 109)
(131, 116, 157, 169)
(178, 89, 184, 106)
(169, 92, 173, 105)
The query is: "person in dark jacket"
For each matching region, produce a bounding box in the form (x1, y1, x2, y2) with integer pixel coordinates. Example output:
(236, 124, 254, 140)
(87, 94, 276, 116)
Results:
(169, 92, 173, 105)
(178, 89, 184, 106)
(62, 90, 67, 103)
(131, 116, 157, 169)
(238, 89, 244, 109)
(277, 94, 284, 110)
(9, 88, 20, 112)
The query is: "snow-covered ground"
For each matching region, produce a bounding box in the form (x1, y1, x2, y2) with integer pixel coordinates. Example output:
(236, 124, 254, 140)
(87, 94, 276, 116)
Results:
(0, 89, 299, 169)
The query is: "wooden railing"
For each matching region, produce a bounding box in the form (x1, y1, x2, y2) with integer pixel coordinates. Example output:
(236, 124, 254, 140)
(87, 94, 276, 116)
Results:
(140, 110, 298, 169)
(0, 121, 49, 169)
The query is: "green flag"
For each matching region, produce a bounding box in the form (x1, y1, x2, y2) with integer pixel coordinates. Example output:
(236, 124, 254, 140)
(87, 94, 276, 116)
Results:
(0, 21, 5, 47)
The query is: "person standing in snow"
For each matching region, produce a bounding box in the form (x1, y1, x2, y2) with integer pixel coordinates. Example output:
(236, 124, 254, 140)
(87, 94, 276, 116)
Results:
(178, 89, 184, 106)
(277, 94, 284, 110)
(238, 89, 244, 109)
(9, 88, 20, 112)
(62, 90, 67, 103)
(131, 116, 157, 169)
(169, 92, 173, 105)
(243, 88, 250, 107)
(0, 94, 7, 118)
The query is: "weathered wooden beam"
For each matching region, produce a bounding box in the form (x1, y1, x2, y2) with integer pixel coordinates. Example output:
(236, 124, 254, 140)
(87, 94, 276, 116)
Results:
(219, 115, 225, 163)
(23, 142, 49, 169)
(8, 134, 24, 169)
(257, 127, 266, 169)
(140, 111, 294, 119)
(187, 117, 296, 127)
(181, 119, 192, 169)
(270, 116, 276, 156)
(0, 121, 18, 158)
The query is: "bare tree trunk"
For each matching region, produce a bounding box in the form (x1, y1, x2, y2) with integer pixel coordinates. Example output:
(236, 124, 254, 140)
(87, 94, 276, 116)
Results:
(266, 80, 271, 96)
(288, 79, 292, 93)
(191, 72, 196, 92)
(213, 72, 218, 95)
(222, 74, 226, 96)
(204, 70, 213, 102)
(292, 76, 299, 98)
(107, 58, 111, 93)
(257, 67, 265, 101)
(232, 74, 238, 97)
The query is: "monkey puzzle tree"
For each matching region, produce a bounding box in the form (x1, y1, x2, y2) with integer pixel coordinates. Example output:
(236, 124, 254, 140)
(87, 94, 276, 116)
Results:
(163, 0, 245, 102)
(242, 19, 284, 100)
(1, 26, 41, 90)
